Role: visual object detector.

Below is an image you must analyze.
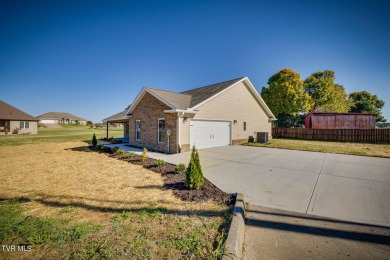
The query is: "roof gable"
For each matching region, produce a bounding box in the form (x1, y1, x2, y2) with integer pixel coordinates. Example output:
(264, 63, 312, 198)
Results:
(0, 100, 38, 121)
(181, 77, 244, 107)
(126, 77, 276, 119)
(37, 112, 86, 121)
(147, 88, 192, 110)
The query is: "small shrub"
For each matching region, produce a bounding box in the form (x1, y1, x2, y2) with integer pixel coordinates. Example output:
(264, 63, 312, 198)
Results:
(153, 159, 165, 167)
(92, 133, 97, 146)
(12, 127, 19, 134)
(141, 148, 148, 162)
(86, 120, 93, 126)
(111, 146, 119, 153)
(124, 151, 135, 158)
(115, 149, 126, 155)
(175, 163, 186, 173)
(185, 146, 204, 190)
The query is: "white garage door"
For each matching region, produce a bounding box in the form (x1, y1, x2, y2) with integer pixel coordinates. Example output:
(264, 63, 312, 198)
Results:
(190, 120, 231, 149)
(41, 120, 56, 124)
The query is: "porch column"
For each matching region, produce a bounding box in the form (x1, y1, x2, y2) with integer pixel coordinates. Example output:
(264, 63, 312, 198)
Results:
(106, 122, 109, 139)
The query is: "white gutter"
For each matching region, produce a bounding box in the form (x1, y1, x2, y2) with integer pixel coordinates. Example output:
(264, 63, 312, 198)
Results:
(164, 109, 197, 114)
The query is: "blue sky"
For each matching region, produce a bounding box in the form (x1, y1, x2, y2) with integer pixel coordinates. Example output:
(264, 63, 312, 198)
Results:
(1, 0, 389, 122)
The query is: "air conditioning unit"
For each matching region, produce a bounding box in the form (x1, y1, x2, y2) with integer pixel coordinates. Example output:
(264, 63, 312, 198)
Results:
(257, 132, 269, 143)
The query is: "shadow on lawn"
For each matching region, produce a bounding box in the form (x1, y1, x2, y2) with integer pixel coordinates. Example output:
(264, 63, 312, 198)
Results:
(31, 196, 226, 217)
(65, 146, 92, 152)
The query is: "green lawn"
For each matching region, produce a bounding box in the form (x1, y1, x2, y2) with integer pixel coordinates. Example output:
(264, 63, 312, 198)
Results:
(244, 138, 390, 158)
(0, 125, 124, 146)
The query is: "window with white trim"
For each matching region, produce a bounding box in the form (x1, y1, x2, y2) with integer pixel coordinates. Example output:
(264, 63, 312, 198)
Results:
(243, 121, 247, 131)
(135, 120, 141, 141)
(20, 121, 30, 129)
(158, 119, 166, 143)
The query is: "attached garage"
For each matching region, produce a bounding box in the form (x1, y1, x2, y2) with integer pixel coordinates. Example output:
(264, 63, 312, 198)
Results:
(41, 119, 56, 124)
(190, 120, 231, 149)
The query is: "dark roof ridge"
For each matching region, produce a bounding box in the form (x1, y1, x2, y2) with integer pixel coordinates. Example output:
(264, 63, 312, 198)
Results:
(145, 87, 192, 97)
(180, 77, 245, 93)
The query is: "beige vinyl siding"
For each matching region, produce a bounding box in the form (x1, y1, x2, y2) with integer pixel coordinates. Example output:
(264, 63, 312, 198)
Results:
(193, 81, 271, 141)
(179, 116, 190, 146)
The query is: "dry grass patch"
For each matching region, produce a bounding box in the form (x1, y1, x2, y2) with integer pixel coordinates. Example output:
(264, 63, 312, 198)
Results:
(0, 142, 230, 259)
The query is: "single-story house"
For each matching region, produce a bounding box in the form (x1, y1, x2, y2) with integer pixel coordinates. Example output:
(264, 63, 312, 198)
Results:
(105, 77, 276, 153)
(103, 108, 130, 139)
(37, 112, 87, 125)
(0, 100, 38, 134)
(304, 112, 376, 129)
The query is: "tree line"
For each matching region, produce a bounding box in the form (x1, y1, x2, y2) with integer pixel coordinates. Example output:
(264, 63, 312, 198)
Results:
(260, 68, 386, 127)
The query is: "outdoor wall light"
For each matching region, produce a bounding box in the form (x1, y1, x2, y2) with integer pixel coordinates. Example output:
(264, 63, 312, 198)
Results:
(233, 120, 237, 124)
(183, 117, 188, 123)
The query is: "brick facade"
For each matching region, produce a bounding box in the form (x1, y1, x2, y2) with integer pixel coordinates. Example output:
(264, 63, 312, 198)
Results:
(128, 93, 178, 153)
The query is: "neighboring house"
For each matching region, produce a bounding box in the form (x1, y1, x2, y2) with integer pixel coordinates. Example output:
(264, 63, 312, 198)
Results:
(0, 100, 38, 134)
(304, 112, 376, 129)
(37, 112, 87, 125)
(113, 77, 275, 153)
(103, 108, 130, 139)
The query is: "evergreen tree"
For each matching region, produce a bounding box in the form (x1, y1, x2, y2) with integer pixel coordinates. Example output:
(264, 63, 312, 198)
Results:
(92, 133, 97, 146)
(184, 146, 204, 190)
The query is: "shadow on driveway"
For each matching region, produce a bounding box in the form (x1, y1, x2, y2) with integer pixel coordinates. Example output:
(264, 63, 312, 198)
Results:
(244, 204, 390, 259)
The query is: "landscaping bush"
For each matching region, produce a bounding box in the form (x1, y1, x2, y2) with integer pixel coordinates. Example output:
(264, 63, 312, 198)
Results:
(115, 149, 126, 155)
(92, 133, 97, 146)
(153, 159, 165, 167)
(175, 163, 186, 173)
(124, 151, 135, 158)
(184, 146, 204, 190)
(141, 148, 148, 162)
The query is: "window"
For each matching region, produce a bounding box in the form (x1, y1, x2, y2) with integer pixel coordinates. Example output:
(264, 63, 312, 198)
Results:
(135, 120, 141, 141)
(20, 121, 29, 129)
(243, 121, 247, 131)
(158, 119, 166, 143)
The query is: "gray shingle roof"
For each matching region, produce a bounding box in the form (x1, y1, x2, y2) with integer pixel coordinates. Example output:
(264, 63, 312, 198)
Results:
(0, 100, 38, 121)
(103, 109, 129, 122)
(146, 88, 192, 109)
(181, 77, 245, 108)
(37, 112, 87, 121)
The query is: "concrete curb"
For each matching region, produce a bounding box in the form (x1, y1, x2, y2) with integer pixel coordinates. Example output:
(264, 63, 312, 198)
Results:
(222, 193, 246, 260)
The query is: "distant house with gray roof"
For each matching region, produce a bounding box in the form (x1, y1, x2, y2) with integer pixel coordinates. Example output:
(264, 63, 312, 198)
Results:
(104, 77, 275, 154)
(37, 112, 87, 125)
(0, 100, 38, 134)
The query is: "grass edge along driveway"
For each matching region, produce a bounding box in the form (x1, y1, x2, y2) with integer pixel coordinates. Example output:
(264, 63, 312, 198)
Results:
(244, 138, 390, 158)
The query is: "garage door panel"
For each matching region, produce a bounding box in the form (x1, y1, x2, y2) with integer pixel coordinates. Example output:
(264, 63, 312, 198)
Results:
(190, 120, 230, 149)
(41, 120, 55, 124)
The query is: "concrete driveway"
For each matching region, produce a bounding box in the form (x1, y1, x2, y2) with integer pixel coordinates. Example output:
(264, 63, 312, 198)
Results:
(115, 144, 390, 227)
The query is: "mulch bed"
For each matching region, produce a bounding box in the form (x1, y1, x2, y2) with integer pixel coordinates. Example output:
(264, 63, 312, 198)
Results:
(90, 146, 233, 205)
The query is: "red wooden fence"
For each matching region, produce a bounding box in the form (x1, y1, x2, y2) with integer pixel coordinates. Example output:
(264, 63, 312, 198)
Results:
(272, 128, 390, 144)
